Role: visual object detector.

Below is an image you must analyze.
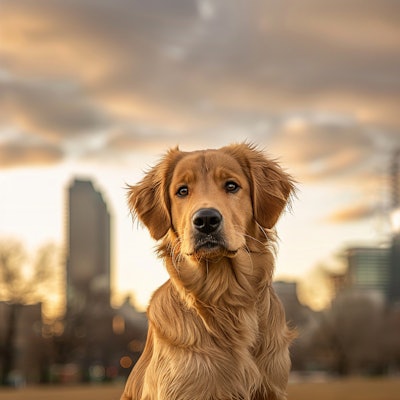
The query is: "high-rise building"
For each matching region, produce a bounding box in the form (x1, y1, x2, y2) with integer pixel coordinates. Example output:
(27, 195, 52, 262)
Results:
(66, 179, 111, 314)
(389, 150, 400, 304)
(390, 149, 400, 209)
(389, 233, 400, 304)
(345, 246, 390, 299)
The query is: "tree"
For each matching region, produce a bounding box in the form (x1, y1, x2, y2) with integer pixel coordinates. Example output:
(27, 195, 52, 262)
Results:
(311, 289, 386, 375)
(0, 239, 60, 385)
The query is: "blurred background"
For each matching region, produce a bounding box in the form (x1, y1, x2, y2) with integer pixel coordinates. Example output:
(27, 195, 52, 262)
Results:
(0, 0, 400, 395)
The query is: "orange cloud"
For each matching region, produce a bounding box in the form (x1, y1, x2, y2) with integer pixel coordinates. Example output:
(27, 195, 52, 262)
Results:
(325, 203, 377, 224)
(0, 0, 399, 170)
(0, 141, 64, 168)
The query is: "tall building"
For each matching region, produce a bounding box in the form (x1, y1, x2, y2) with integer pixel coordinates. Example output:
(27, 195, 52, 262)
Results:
(66, 179, 111, 314)
(389, 150, 400, 304)
(60, 179, 149, 378)
(345, 246, 390, 299)
(390, 149, 400, 209)
(389, 234, 400, 304)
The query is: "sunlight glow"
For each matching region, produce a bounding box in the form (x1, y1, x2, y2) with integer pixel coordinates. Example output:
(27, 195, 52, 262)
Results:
(391, 208, 400, 233)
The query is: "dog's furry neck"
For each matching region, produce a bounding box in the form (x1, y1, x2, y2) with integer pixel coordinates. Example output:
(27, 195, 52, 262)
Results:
(158, 228, 275, 306)
(159, 242, 273, 345)
(170, 252, 271, 301)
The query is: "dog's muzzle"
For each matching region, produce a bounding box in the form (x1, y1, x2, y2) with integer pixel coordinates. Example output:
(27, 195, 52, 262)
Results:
(192, 208, 224, 252)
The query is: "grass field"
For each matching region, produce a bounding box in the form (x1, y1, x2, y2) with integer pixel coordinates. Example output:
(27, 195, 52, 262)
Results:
(288, 377, 400, 400)
(0, 378, 399, 400)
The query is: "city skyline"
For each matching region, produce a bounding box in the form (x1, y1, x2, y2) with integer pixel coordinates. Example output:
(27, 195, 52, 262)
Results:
(1, 0, 399, 310)
(0, 149, 397, 312)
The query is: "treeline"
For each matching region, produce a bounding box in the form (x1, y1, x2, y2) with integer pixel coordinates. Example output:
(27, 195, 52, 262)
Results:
(287, 289, 400, 376)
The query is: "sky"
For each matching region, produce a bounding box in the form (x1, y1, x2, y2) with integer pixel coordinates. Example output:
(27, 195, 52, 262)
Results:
(0, 0, 399, 311)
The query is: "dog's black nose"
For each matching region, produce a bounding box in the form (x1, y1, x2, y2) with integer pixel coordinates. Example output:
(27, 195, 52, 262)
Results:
(192, 208, 222, 234)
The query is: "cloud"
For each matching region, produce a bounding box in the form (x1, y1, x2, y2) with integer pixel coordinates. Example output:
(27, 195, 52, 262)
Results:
(0, 136, 64, 168)
(325, 202, 377, 224)
(0, 77, 110, 141)
(267, 112, 380, 181)
(0, 0, 399, 169)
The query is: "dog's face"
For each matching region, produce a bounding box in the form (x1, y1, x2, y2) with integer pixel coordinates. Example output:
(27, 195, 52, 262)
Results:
(168, 150, 253, 259)
(128, 143, 294, 261)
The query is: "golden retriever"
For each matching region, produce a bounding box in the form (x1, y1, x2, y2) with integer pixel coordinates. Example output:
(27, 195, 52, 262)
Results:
(121, 143, 295, 400)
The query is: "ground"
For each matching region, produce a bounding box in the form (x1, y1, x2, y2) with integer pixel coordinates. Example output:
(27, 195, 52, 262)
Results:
(0, 378, 399, 400)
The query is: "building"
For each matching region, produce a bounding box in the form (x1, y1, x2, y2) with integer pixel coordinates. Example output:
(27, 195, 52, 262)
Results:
(388, 150, 400, 304)
(389, 232, 400, 304)
(62, 178, 148, 380)
(66, 179, 111, 314)
(273, 281, 319, 371)
(273, 281, 318, 328)
(0, 302, 47, 385)
(328, 272, 348, 298)
(345, 246, 391, 300)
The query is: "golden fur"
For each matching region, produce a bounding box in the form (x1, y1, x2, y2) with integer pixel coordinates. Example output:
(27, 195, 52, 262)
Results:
(121, 143, 296, 400)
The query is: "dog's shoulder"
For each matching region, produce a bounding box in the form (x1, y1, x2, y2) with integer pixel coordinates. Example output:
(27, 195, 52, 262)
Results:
(147, 280, 172, 313)
(148, 280, 194, 321)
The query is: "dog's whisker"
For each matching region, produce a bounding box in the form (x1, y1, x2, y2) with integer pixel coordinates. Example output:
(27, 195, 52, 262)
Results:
(228, 229, 260, 275)
(170, 237, 184, 276)
(242, 243, 256, 275)
(242, 233, 266, 248)
(231, 225, 268, 249)
(255, 221, 276, 242)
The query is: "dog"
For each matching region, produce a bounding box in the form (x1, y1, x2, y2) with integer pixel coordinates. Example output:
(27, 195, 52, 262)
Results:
(121, 143, 295, 400)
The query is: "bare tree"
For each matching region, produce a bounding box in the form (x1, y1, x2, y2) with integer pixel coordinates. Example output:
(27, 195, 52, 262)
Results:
(385, 306, 400, 371)
(0, 239, 60, 385)
(311, 289, 386, 375)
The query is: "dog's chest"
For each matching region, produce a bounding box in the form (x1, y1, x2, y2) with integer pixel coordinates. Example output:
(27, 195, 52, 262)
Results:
(148, 298, 261, 399)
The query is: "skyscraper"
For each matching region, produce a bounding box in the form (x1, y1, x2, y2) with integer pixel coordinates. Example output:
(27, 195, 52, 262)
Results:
(389, 234, 400, 304)
(389, 150, 400, 304)
(66, 179, 111, 314)
(345, 246, 390, 299)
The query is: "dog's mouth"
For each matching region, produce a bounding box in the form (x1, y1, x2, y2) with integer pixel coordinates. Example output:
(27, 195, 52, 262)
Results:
(188, 234, 238, 259)
(195, 236, 221, 252)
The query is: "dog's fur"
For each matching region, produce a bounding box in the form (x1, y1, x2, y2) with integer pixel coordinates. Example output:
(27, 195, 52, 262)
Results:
(121, 143, 295, 400)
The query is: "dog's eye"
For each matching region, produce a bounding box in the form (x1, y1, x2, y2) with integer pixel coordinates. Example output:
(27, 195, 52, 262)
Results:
(176, 186, 189, 197)
(225, 181, 240, 193)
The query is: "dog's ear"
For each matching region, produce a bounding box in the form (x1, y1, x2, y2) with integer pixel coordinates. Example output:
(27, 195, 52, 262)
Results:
(225, 143, 295, 229)
(127, 148, 182, 240)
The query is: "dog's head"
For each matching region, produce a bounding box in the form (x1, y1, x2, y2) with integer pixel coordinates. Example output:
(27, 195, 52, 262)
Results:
(128, 143, 294, 260)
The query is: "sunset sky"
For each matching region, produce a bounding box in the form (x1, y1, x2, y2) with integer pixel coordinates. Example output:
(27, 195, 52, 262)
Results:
(1, 0, 399, 311)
